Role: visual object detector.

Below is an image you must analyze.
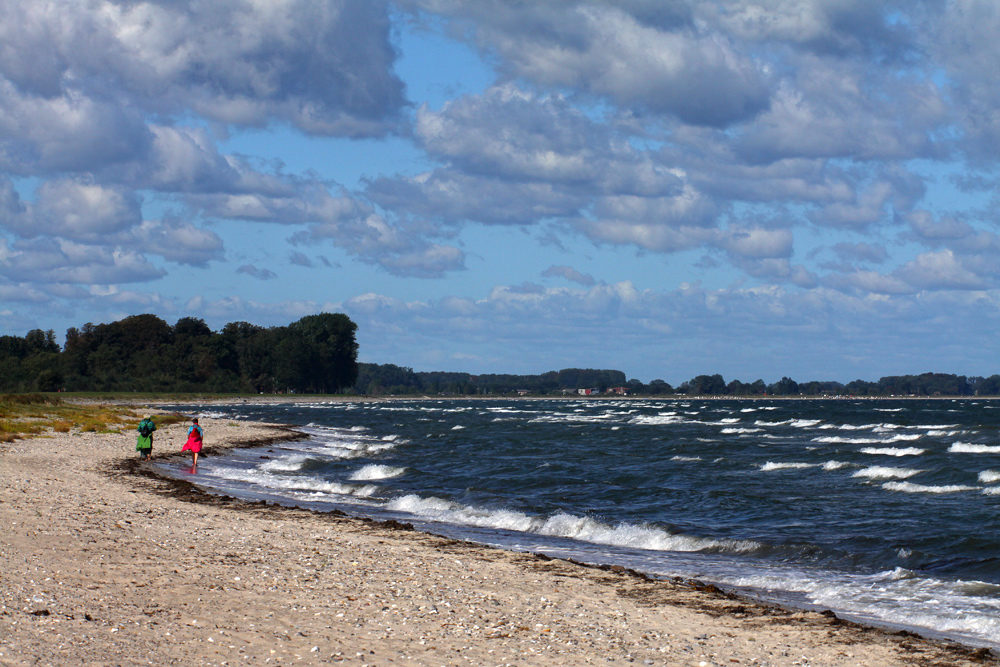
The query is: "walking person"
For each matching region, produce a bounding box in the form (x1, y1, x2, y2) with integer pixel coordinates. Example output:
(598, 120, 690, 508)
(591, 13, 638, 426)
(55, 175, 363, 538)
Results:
(181, 417, 203, 467)
(136, 416, 156, 460)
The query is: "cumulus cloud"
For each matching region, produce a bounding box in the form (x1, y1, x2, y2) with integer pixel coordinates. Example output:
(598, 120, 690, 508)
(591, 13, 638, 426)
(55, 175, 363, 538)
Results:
(402, 1, 769, 126)
(0, 237, 166, 285)
(236, 265, 278, 281)
(0, 0, 406, 138)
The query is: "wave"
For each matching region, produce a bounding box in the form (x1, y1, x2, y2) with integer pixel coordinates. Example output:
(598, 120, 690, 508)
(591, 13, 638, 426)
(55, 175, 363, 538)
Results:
(670, 455, 702, 462)
(349, 464, 407, 481)
(630, 414, 685, 425)
(721, 427, 763, 434)
(949, 443, 1000, 454)
(754, 419, 823, 429)
(212, 467, 380, 498)
(978, 470, 1000, 484)
(760, 462, 814, 471)
(853, 466, 923, 480)
(385, 494, 762, 555)
(260, 456, 310, 472)
(882, 482, 978, 494)
(822, 460, 851, 470)
(811, 436, 922, 446)
(859, 447, 926, 457)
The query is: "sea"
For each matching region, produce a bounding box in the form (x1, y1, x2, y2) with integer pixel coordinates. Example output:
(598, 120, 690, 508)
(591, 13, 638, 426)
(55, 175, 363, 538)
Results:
(156, 397, 1000, 647)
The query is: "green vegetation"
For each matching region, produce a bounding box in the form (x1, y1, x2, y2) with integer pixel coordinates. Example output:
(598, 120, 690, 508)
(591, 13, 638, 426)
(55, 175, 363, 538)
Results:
(0, 312, 358, 394)
(0, 393, 153, 443)
(355, 365, 1000, 397)
(354, 365, 629, 395)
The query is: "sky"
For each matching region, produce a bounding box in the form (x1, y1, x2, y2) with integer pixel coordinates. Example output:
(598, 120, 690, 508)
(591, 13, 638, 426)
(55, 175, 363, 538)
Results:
(2, 0, 1000, 385)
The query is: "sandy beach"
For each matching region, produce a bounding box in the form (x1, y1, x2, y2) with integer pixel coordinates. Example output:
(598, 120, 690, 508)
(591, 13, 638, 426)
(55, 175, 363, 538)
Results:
(1, 413, 995, 666)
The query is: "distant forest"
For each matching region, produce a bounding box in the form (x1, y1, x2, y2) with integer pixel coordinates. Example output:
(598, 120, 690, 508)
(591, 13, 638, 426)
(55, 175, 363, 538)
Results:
(0, 313, 359, 394)
(2, 314, 999, 397)
(355, 366, 1000, 398)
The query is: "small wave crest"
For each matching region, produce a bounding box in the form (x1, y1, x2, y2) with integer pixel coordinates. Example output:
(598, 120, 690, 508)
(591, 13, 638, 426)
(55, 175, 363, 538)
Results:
(385, 495, 762, 555)
(760, 462, 814, 471)
(978, 470, 1000, 484)
(949, 443, 1000, 454)
(859, 447, 926, 457)
(853, 466, 922, 479)
(882, 481, 977, 494)
(349, 464, 407, 481)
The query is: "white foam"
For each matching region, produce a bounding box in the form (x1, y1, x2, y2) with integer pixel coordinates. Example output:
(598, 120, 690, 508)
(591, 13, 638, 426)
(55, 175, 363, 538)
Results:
(451, 425, 465, 430)
(949, 443, 1000, 454)
(670, 455, 703, 462)
(721, 427, 763, 434)
(853, 466, 923, 479)
(349, 465, 406, 481)
(385, 495, 761, 555)
(822, 460, 850, 470)
(211, 467, 378, 498)
(978, 470, 1000, 484)
(260, 456, 310, 472)
(882, 481, 977, 494)
(630, 414, 685, 425)
(859, 447, 926, 457)
(760, 462, 814, 471)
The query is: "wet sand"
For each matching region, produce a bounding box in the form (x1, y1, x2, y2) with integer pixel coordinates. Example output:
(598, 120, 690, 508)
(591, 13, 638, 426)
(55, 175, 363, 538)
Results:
(1, 414, 995, 666)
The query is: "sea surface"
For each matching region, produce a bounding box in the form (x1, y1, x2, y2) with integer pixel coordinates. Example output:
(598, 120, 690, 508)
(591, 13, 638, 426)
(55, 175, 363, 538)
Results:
(157, 398, 1000, 647)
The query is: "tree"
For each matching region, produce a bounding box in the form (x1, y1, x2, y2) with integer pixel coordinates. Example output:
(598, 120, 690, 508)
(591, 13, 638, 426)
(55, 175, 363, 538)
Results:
(287, 313, 359, 392)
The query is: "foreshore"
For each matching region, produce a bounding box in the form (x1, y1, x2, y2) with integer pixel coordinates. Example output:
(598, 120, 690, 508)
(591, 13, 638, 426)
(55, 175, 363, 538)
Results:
(1, 414, 996, 666)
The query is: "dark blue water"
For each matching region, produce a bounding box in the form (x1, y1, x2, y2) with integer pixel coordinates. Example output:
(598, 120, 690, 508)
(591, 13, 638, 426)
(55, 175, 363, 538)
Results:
(158, 398, 1000, 646)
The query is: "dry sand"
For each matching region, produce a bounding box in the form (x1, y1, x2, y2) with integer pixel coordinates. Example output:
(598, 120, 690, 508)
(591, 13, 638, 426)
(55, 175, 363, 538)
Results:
(1, 413, 996, 667)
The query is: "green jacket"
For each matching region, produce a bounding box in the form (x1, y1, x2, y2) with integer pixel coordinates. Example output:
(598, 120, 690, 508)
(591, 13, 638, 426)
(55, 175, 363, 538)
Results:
(136, 419, 156, 450)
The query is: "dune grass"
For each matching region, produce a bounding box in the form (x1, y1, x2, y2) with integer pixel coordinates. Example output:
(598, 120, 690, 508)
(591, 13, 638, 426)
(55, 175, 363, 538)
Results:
(0, 394, 185, 443)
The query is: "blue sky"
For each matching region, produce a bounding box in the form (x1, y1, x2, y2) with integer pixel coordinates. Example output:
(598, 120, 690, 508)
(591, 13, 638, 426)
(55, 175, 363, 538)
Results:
(2, 1, 1000, 384)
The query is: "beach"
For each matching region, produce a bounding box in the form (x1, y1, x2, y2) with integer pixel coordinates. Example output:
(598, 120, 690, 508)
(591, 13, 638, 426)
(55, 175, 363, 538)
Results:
(0, 414, 995, 666)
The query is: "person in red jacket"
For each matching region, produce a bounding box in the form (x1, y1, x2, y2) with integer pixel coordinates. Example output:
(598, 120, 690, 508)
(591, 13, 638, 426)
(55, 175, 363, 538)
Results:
(181, 417, 203, 466)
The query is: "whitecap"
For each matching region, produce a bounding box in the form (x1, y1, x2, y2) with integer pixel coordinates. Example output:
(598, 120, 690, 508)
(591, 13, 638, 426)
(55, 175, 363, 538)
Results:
(859, 447, 926, 457)
(882, 481, 977, 494)
(760, 462, 814, 471)
(853, 466, 922, 480)
(349, 464, 407, 481)
(822, 460, 850, 470)
(670, 455, 703, 462)
(978, 470, 1000, 484)
(384, 496, 762, 555)
(949, 443, 1000, 454)
(260, 456, 310, 472)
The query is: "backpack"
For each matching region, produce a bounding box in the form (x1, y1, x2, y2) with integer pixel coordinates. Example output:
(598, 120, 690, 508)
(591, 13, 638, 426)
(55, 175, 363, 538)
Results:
(138, 419, 155, 438)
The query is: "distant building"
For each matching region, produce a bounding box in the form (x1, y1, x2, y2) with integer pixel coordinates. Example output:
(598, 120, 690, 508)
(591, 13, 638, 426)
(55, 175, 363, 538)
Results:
(577, 388, 600, 395)
(607, 386, 628, 395)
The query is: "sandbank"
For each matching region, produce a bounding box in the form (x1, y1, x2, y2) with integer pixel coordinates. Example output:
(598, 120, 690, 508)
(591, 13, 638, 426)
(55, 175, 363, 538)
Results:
(1, 413, 995, 666)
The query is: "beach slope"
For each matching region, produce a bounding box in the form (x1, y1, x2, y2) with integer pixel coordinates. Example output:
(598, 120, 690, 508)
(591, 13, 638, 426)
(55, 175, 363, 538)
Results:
(0, 416, 993, 666)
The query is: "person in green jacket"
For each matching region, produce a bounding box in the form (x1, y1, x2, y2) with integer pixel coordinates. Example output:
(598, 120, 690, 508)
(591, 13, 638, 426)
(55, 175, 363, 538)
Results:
(136, 416, 156, 460)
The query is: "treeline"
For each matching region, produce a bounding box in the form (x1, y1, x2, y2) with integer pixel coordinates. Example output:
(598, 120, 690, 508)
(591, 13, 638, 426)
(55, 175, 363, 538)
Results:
(672, 372, 1000, 397)
(355, 366, 1000, 397)
(3, 313, 998, 398)
(355, 365, 628, 395)
(0, 313, 358, 393)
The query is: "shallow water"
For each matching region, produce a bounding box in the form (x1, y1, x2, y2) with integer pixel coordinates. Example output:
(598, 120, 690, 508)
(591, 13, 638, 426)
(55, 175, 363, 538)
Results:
(158, 398, 1000, 647)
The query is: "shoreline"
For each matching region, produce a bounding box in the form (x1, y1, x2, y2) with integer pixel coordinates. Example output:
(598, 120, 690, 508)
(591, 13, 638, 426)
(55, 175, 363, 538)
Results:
(1, 415, 996, 666)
